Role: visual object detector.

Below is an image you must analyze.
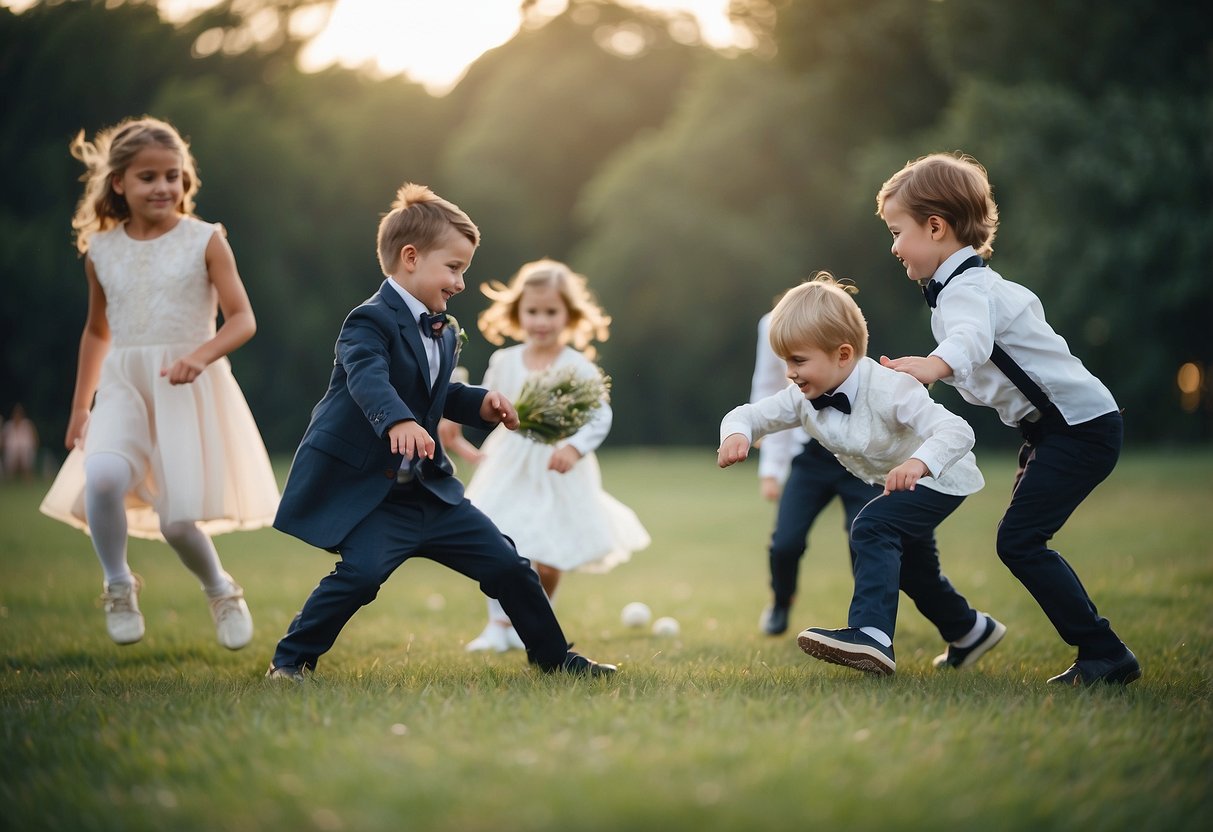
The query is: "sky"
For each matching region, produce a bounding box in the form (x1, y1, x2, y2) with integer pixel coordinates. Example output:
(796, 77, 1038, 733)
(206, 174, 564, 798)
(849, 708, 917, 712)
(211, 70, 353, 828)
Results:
(4, 0, 748, 94)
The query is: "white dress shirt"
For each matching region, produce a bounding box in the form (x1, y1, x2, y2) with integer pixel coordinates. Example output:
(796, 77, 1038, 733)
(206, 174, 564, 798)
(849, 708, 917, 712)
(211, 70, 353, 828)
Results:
(927, 247, 1118, 427)
(750, 312, 809, 484)
(385, 278, 441, 388)
(721, 357, 984, 497)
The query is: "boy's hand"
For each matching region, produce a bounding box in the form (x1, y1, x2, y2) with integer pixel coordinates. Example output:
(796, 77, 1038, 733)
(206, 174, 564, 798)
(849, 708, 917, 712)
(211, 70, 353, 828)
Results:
(884, 458, 929, 494)
(387, 419, 434, 460)
(547, 444, 582, 474)
(879, 354, 951, 385)
(481, 391, 519, 429)
(717, 434, 751, 468)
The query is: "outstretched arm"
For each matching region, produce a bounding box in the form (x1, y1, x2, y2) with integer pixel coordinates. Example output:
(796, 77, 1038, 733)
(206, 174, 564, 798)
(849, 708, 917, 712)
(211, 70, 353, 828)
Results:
(879, 354, 952, 385)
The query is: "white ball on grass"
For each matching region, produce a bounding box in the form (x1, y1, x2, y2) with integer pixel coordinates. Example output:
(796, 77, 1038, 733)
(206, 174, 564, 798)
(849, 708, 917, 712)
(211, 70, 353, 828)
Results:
(651, 616, 680, 637)
(620, 602, 652, 628)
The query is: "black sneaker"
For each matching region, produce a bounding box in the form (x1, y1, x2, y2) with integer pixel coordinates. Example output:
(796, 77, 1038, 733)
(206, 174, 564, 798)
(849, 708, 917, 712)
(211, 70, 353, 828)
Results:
(797, 626, 896, 675)
(1047, 648, 1141, 687)
(933, 615, 1007, 669)
(265, 664, 307, 682)
(759, 602, 791, 636)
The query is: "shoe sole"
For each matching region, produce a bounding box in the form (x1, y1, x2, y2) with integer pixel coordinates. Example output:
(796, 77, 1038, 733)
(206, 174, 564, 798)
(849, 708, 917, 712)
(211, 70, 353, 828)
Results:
(933, 619, 1008, 669)
(798, 631, 895, 676)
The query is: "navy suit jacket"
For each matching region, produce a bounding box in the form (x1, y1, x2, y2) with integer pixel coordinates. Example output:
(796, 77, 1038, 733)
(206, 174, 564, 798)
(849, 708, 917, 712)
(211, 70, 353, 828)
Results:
(275, 279, 493, 551)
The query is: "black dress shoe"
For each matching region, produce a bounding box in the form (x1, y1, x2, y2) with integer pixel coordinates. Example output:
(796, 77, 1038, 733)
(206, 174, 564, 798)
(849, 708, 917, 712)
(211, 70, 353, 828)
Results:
(1047, 649, 1141, 686)
(555, 651, 616, 677)
(265, 664, 307, 682)
(760, 603, 791, 636)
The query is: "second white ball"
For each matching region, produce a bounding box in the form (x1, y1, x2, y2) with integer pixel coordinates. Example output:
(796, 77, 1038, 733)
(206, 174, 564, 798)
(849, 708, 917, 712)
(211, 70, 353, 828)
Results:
(651, 616, 680, 637)
(620, 602, 652, 628)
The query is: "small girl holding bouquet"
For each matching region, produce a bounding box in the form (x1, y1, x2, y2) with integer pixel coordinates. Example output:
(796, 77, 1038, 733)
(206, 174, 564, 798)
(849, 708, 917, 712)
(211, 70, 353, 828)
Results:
(462, 258, 650, 652)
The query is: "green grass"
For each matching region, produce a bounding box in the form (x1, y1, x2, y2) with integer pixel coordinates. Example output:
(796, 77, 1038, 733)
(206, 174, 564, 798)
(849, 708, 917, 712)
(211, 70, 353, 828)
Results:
(2, 448, 1211, 832)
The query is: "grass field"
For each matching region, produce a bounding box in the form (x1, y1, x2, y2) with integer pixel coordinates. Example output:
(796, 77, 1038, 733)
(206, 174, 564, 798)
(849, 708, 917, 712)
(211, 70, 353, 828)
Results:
(2, 448, 1211, 832)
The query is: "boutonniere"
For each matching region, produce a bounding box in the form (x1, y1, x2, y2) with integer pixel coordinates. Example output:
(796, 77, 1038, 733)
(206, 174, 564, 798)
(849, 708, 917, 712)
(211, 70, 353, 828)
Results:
(446, 314, 468, 357)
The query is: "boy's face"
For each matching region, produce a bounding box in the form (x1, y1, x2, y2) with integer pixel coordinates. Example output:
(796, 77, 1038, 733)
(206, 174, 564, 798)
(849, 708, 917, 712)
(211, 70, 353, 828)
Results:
(881, 195, 951, 282)
(783, 342, 855, 400)
(393, 227, 475, 313)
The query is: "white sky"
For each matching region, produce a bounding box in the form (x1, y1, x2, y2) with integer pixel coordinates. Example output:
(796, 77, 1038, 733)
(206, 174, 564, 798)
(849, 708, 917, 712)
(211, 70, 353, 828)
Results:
(4, 0, 747, 95)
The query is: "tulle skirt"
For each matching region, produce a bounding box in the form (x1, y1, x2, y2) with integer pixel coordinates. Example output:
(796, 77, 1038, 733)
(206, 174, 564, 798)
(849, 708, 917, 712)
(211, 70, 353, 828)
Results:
(464, 427, 649, 573)
(40, 344, 279, 540)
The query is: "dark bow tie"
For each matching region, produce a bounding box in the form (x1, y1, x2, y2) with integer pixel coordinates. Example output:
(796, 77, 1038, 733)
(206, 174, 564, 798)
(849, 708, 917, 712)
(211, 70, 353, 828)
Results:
(921, 254, 985, 308)
(810, 391, 851, 414)
(420, 311, 448, 340)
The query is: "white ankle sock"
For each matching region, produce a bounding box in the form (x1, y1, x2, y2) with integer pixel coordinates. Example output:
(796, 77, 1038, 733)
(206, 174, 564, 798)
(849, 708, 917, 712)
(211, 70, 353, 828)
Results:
(952, 613, 988, 648)
(860, 626, 892, 647)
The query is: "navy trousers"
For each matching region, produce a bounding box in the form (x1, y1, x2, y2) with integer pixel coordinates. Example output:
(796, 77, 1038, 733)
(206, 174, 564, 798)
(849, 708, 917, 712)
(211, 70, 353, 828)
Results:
(997, 410, 1125, 660)
(768, 440, 881, 605)
(847, 486, 978, 642)
(273, 483, 569, 671)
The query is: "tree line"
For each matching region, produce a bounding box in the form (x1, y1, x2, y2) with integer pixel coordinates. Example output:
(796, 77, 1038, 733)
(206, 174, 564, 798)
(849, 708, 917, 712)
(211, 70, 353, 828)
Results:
(1, 0, 1209, 459)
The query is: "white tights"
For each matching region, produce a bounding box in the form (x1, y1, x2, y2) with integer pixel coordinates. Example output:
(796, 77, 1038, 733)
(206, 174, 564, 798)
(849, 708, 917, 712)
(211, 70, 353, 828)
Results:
(84, 452, 232, 594)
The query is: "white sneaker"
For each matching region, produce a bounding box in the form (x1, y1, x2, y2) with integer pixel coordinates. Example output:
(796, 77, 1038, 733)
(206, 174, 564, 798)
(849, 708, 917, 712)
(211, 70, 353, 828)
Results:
(465, 622, 510, 653)
(209, 583, 254, 650)
(102, 575, 145, 645)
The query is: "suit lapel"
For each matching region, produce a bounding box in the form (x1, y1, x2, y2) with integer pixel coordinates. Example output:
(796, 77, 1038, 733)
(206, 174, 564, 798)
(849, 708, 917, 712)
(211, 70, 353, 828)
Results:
(380, 280, 432, 390)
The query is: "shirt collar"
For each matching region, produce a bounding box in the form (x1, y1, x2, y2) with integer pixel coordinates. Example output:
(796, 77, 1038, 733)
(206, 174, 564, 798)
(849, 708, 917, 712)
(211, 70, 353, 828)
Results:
(385, 278, 430, 324)
(931, 246, 979, 284)
(832, 360, 861, 402)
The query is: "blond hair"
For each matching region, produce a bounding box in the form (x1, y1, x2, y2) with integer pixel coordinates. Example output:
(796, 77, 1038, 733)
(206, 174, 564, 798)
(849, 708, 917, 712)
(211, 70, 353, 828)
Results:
(70, 116, 198, 254)
(876, 152, 1000, 259)
(478, 258, 611, 360)
(376, 183, 480, 274)
(769, 272, 868, 359)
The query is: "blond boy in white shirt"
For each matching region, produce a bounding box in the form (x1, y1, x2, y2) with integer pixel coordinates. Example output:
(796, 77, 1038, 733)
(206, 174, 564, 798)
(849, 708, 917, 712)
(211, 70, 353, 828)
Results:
(719, 275, 1005, 676)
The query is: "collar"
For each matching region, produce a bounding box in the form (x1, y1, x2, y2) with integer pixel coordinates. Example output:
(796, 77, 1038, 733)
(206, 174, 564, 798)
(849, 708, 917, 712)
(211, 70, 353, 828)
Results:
(930, 246, 980, 284)
(830, 361, 861, 403)
(385, 277, 431, 323)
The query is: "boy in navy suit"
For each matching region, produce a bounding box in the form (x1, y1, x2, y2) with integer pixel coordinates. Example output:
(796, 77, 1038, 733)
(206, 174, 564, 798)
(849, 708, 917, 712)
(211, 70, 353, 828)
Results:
(267, 183, 614, 679)
(877, 152, 1138, 686)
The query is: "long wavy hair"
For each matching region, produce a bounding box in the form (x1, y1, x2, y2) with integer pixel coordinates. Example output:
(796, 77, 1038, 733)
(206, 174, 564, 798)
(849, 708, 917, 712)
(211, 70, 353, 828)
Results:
(478, 259, 611, 360)
(70, 116, 198, 254)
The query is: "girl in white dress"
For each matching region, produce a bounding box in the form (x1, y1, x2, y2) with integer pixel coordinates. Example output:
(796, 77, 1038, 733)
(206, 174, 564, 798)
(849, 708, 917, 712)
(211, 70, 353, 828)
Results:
(463, 259, 650, 652)
(40, 117, 279, 649)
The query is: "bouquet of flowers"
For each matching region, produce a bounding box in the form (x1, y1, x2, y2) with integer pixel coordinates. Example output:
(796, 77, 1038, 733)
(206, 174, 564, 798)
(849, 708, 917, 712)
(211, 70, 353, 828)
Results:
(513, 365, 611, 444)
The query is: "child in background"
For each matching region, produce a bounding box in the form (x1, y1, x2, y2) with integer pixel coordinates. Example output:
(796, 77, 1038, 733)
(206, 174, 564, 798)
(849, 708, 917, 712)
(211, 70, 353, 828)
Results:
(463, 259, 650, 652)
(749, 309, 881, 636)
(268, 189, 614, 678)
(40, 116, 279, 649)
(876, 151, 1138, 686)
(719, 274, 1004, 676)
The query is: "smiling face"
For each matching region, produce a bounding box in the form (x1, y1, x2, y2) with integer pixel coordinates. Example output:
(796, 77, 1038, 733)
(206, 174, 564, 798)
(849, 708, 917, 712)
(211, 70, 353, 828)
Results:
(111, 144, 185, 230)
(517, 281, 570, 350)
(881, 195, 952, 282)
(783, 341, 854, 400)
(395, 227, 475, 313)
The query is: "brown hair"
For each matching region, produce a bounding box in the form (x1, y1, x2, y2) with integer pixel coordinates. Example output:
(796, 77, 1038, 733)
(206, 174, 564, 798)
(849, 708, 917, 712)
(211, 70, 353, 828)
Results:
(876, 152, 999, 259)
(769, 272, 868, 359)
(478, 258, 611, 360)
(70, 116, 198, 254)
(376, 182, 480, 274)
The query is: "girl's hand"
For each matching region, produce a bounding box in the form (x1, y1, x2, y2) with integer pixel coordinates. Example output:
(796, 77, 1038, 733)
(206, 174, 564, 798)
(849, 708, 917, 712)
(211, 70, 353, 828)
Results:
(884, 458, 929, 494)
(717, 434, 751, 468)
(879, 354, 951, 385)
(547, 444, 582, 474)
(161, 355, 207, 385)
(481, 391, 519, 429)
(387, 419, 434, 460)
(64, 408, 90, 450)
(760, 476, 782, 502)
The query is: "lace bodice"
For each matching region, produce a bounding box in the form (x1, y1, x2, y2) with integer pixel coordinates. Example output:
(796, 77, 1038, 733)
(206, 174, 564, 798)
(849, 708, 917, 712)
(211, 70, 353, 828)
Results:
(88, 216, 219, 346)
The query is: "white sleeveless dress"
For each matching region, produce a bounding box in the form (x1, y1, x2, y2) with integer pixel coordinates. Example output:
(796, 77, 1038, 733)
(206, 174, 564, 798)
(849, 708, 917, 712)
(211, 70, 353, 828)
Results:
(464, 345, 650, 573)
(40, 216, 279, 540)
